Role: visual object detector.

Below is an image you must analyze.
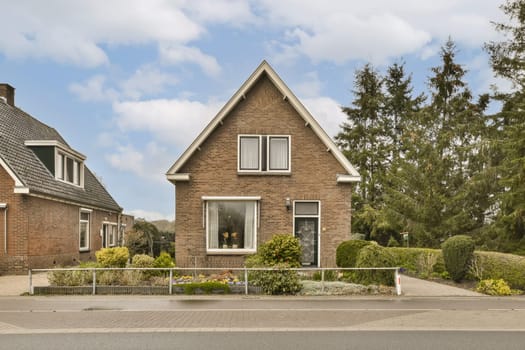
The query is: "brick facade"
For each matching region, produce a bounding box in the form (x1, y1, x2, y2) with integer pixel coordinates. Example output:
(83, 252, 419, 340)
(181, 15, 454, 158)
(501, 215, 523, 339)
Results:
(0, 165, 132, 274)
(175, 75, 353, 268)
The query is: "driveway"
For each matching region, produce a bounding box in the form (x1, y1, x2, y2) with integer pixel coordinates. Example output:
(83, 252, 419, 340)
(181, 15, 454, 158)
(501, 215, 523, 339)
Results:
(0, 272, 483, 297)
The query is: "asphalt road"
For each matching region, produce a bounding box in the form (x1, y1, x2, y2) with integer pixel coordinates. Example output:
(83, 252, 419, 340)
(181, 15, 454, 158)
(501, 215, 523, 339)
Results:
(0, 296, 524, 349)
(2, 331, 525, 350)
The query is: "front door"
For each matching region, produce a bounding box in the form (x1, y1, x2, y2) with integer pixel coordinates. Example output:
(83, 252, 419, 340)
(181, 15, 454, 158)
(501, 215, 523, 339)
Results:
(294, 201, 320, 266)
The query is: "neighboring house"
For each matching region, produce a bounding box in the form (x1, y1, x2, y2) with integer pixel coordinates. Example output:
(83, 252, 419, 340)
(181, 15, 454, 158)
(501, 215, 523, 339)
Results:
(166, 61, 360, 268)
(0, 83, 133, 274)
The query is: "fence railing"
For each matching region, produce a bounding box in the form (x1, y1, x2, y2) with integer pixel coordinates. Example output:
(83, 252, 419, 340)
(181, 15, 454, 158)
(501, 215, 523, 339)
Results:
(29, 267, 402, 296)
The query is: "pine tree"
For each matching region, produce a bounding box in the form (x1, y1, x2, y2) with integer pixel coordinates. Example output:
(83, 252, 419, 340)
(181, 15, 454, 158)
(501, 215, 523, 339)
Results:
(485, 0, 525, 251)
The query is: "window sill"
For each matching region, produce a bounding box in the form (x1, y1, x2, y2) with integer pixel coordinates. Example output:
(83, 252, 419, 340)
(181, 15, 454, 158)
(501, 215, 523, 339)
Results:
(207, 249, 256, 255)
(237, 171, 291, 176)
(79, 249, 90, 253)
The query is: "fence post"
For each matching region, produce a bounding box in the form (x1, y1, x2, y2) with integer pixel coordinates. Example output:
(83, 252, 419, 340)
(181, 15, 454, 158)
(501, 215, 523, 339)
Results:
(28, 269, 33, 295)
(169, 269, 173, 295)
(395, 268, 402, 296)
(244, 268, 248, 295)
(321, 269, 325, 293)
(92, 269, 97, 295)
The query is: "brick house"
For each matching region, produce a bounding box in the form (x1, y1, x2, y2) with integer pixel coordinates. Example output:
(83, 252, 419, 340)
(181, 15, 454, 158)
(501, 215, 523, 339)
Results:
(166, 61, 360, 268)
(0, 83, 133, 274)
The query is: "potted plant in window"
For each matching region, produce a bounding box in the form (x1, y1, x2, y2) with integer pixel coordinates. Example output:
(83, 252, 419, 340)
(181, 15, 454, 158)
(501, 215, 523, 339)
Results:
(222, 232, 229, 249)
(231, 232, 239, 249)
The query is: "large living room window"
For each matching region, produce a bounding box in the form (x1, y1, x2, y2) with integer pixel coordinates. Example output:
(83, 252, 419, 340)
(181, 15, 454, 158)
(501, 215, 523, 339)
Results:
(79, 209, 91, 251)
(238, 135, 290, 173)
(204, 197, 259, 253)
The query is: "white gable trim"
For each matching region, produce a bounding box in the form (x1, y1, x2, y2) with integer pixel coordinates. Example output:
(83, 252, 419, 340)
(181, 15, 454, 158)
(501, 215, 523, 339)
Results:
(166, 60, 360, 182)
(0, 155, 30, 192)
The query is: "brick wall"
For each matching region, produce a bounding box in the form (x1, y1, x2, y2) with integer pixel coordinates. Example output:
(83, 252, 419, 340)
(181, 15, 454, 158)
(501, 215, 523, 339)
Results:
(0, 164, 122, 274)
(175, 75, 353, 268)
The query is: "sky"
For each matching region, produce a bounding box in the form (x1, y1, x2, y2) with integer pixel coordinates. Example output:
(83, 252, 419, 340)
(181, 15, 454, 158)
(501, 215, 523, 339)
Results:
(0, 0, 509, 221)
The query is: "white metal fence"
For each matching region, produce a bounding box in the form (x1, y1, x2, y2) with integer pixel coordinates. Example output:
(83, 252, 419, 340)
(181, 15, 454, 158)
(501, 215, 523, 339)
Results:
(29, 267, 402, 296)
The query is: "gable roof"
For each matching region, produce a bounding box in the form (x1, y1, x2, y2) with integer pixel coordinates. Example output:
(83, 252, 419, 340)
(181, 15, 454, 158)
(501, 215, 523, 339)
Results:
(0, 99, 122, 212)
(166, 60, 360, 183)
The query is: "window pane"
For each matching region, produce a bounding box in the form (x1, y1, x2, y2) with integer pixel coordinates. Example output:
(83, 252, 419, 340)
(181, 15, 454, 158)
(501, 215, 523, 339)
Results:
(73, 160, 79, 185)
(66, 157, 74, 182)
(269, 137, 289, 170)
(295, 202, 319, 216)
(239, 137, 260, 170)
(56, 153, 64, 179)
(208, 201, 256, 250)
(80, 212, 89, 221)
(79, 221, 89, 249)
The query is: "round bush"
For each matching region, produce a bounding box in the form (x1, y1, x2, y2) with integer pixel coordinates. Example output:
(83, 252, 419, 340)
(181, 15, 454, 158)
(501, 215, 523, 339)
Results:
(442, 235, 475, 282)
(95, 247, 129, 268)
(131, 254, 155, 268)
(154, 252, 175, 269)
(476, 279, 512, 296)
(336, 240, 373, 268)
(355, 244, 395, 286)
(257, 234, 302, 267)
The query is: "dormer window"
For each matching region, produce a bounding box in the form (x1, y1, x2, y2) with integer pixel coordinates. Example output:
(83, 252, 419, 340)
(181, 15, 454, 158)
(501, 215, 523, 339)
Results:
(56, 151, 83, 186)
(238, 135, 291, 173)
(25, 140, 85, 187)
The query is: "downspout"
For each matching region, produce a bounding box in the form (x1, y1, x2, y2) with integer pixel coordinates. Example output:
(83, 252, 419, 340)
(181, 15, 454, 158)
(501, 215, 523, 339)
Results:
(0, 203, 7, 254)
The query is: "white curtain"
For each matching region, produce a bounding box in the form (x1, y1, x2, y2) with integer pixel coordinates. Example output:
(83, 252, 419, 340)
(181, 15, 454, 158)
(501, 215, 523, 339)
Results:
(240, 137, 259, 170)
(208, 202, 219, 248)
(244, 201, 255, 249)
(269, 137, 288, 170)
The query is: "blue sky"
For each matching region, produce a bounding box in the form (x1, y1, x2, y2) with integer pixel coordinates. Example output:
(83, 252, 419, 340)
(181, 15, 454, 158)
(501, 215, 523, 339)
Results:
(0, 0, 508, 221)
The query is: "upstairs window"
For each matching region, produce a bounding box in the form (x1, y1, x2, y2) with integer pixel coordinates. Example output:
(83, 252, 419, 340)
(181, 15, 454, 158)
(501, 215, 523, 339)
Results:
(238, 135, 290, 173)
(56, 151, 83, 186)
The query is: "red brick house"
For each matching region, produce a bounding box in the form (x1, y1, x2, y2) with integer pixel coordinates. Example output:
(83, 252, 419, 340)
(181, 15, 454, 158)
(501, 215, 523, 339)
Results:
(0, 83, 133, 274)
(166, 61, 360, 268)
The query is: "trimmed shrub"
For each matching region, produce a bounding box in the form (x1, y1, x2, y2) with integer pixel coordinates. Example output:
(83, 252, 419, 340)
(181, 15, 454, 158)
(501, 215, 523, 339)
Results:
(388, 247, 444, 277)
(257, 234, 302, 267)
(154, 252, 176, 269)
(248, 264, 302, 295)
(176, 282, 230, 295)
(131, 254, 155, 268)
(336, 240, 373, 267)
(476, 279, 512, 296)
(355, 244, 396, 286)
(245, 234, 302, 295)
(442, 235, 475, 282)
(473, 251, 525, 290)
(96, 247, 129, 268)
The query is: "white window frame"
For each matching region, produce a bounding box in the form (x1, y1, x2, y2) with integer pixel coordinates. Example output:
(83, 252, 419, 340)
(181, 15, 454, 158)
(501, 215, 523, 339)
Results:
(267, 135, 291, 173)
(79, 208, 92, 252)
(237, 134, 291, 173)
(102, 222, 118, 248)
(55, 149, 84, 187)
(203, 196, 260, 254)
(293, 200, 321, 267)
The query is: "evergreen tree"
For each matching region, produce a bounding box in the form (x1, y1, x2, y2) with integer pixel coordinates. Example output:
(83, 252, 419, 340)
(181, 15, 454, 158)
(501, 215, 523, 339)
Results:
(336, 64, 387, 206)
(485, 0, 525, 252)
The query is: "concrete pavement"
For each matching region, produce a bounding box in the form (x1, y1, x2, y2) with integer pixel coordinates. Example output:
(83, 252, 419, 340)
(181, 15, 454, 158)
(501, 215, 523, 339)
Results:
(0, 272, 483, 297)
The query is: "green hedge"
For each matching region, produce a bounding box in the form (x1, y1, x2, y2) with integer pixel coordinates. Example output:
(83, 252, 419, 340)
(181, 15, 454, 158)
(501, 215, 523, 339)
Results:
(473, 251, 525, 290)
(388, 247, 444, 277)
(355, 244, 396, 286)
(175, 282, 230, 295)
(336, 240, 373, 267)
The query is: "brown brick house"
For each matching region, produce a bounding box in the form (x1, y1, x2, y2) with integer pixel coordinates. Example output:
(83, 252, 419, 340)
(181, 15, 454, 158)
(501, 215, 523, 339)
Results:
(166, 61, 360, 268)
(0, 83, 133, 274)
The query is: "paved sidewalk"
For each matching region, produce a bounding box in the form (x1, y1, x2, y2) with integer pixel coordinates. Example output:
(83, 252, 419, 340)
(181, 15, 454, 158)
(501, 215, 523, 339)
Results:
(0, 272, 482, 297)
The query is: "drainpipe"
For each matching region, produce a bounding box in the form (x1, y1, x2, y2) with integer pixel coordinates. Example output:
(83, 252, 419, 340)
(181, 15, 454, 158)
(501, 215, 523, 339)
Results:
(0, 203, 7, 254)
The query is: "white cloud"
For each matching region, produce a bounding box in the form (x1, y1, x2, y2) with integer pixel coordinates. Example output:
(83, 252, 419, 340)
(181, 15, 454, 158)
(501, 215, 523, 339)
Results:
(105, 141, 172, 182)
(0, 1, 204, 67)
(127, 208, 174, 221)
(119, 65, 178, 100)
(259, 0, 503, 64)
(293, 71, 323, 97)
(160, 44, 221, 76)
(69, 75, 119, 102)
(113, 98, 223, 149)
(301, 96, 346, 139)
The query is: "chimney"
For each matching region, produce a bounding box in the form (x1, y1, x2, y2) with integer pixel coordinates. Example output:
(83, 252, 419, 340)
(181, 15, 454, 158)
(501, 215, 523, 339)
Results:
(0, 83, 15, 107)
